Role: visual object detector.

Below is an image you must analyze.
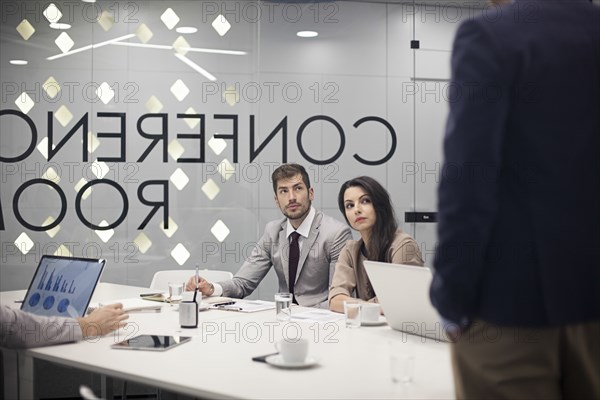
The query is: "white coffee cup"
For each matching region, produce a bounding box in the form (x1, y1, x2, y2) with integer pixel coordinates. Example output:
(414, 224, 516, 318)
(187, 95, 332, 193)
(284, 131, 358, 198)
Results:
(361, 303, 381, 323)
(275, 338, 309, 364)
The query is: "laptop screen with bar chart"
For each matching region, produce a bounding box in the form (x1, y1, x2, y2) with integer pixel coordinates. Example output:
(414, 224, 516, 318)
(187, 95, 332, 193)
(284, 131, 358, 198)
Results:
(21, 255, 105, 318)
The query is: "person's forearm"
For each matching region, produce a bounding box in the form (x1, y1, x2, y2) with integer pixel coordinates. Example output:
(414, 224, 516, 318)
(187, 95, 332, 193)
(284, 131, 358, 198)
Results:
(329, 294, 350, 313)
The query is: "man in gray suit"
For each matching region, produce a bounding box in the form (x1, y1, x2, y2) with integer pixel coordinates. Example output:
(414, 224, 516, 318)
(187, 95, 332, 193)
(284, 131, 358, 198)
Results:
(1, 303, 128, 348)
(187, 164, 352, 307)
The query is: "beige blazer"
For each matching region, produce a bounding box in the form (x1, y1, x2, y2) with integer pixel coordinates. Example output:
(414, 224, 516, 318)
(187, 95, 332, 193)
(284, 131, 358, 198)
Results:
(329, 230, 424, 303)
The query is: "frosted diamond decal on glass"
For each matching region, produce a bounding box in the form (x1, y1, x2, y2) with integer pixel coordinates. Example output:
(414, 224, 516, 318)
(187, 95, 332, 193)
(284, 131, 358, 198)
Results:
(212, 15, 231, 36)
(54, 244, 73, 258)
(183, 107, 199, 129)
(201, 179, 220, 200)
(160, 217, 178, 238)
(37, 137, 56, 160)
(43, 77, 61, 99)
(55, 105, 73, 127)
(170, 168, 189, 191)
(15, 92, 34, 114)
(43, 217, 61, 238)
(88, 132, 100, 153)
(91, 160, 109, 179)
(97, 11, 114, 31)
(208, 136, 227, 155)
(172, 35, 190, 55)
(135, 23, 153, 43)
(74, 178, 93, 200)
(168, 139, 185, 161)
(16, 19, 35, 40)
(97, 82, 115, 104)
(211, 220, 230, 242)
(43, 3, 63, 23)
(95, 220, 115, 243)
(42, 167, 61, 184)
(223, 85, 239, 106)
(134, 232, 152, 254)
(145, 95, 163, 113)
(15, 232, 34, 255)
(218, 159, 235, 181)
(160, 8, 180, 30)
(170, 79, 189, 101)
(55, 32, 74, 53)
(171, 243, 190, 266)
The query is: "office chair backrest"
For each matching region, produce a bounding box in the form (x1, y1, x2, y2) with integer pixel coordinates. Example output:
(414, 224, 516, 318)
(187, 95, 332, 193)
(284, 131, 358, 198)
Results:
(149, 269, 233, 291)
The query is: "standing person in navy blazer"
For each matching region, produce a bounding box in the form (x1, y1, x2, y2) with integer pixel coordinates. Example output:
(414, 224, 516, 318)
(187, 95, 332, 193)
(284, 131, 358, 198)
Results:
(430, 0, 600, 398)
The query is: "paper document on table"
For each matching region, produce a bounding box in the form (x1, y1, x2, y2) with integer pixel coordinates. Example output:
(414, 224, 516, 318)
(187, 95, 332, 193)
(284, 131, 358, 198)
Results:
(291, 309, 345, 323)
(100, 298, 163, 313)
(211, 299, 275, 313)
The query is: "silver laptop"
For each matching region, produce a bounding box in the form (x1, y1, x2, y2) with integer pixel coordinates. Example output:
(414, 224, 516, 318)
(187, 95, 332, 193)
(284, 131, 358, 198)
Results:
(364, 261, 450, 342)
(21, 255, 105, 318)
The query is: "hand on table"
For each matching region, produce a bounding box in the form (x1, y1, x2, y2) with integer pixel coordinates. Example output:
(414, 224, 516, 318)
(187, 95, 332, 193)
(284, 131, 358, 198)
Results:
(78, 303, 129, 338)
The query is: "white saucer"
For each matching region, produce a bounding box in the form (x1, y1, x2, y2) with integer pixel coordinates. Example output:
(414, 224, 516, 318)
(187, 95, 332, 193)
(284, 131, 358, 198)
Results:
(361, 316, 387, 326)
(265, 354, 319, 369)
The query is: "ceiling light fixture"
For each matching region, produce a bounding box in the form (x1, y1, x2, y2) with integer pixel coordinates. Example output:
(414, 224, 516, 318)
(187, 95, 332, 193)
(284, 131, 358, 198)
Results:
(47, 34, 135, 60)
(49, 22, 72, 30)
(297, 31, 318, 38)
(174, 53, 217, 81)
(182, 47, 246, 55)
(112, 42, 172, 50)
(10, 60, 28, 65)
(111, 41, 246, 55)
(176, 27, 198, 34)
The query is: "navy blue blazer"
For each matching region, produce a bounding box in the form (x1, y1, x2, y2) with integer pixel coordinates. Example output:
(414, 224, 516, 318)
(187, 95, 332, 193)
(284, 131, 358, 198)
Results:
(431, 0, 600, 327)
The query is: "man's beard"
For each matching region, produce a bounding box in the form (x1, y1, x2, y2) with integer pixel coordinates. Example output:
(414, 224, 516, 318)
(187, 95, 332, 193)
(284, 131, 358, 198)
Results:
(282, 202, 311, 222)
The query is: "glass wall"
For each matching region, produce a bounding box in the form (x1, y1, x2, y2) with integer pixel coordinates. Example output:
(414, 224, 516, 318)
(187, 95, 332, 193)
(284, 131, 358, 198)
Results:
(1, 1, 480, 300)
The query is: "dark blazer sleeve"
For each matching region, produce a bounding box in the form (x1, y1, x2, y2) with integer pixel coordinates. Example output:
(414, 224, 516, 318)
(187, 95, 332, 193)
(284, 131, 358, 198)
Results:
(430, 19, 510, 323)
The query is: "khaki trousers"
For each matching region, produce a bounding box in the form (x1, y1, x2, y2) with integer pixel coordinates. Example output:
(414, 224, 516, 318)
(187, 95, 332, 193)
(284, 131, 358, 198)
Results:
(451, 319, 600, 400)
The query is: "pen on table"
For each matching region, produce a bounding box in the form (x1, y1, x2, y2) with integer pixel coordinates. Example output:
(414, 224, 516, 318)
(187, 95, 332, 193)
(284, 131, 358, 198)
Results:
(14, 300, 23, 303)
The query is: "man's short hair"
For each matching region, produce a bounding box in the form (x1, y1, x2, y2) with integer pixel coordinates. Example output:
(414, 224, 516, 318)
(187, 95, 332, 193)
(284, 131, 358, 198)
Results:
(271, 164, 311, 193)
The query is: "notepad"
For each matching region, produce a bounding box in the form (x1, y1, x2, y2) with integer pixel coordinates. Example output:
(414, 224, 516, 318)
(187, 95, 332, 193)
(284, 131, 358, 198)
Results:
(203, 296, 237, 305)
(139, 292, 169, 302)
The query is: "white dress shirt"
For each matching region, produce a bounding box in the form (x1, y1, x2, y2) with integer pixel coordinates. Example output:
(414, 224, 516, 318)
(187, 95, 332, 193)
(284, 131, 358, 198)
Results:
(211, 207, 316, 297)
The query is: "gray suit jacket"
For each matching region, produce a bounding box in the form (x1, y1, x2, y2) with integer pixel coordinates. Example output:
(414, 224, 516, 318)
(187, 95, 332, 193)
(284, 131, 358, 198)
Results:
(0, 306, 83, 348)
(219, 211, 352, 307)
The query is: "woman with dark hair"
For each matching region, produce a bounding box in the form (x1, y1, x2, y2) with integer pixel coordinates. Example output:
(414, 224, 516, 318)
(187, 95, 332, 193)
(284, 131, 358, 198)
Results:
(329, 176, 424, 313)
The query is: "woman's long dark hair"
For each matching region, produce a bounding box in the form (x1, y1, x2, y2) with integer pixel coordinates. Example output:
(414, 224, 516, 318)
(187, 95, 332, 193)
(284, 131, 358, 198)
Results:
(338, 176, 398, 262)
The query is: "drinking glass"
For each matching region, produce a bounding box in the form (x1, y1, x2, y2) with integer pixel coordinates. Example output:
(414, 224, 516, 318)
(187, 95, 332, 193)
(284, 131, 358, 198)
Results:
(343, 301, 361, 328)
(168, 282, 184, 302)
(275, 292, 292, 321)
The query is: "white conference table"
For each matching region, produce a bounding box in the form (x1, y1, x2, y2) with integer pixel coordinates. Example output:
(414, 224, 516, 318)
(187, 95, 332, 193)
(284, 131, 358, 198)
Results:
(1, 283, 455, 399)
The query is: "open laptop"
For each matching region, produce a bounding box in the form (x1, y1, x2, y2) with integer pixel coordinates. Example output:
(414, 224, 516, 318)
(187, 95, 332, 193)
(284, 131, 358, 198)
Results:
(21, 255, 105, 318)
(364, 261, 450, 342)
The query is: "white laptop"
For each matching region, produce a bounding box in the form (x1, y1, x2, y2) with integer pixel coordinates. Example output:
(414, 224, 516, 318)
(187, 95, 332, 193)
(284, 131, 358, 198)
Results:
(364, 261, 450, 342)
